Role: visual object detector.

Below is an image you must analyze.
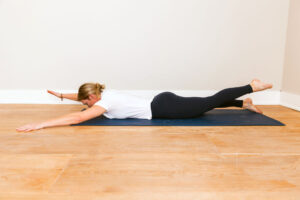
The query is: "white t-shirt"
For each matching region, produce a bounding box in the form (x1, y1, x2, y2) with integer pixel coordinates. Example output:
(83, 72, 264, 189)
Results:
(95, 89, 153, 120)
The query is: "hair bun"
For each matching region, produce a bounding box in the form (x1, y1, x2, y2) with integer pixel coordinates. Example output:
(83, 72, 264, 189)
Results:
(95, 83, 105, 92)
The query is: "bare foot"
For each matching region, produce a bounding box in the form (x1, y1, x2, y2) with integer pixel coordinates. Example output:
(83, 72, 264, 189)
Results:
(243, 98, 263, 114)
(250, 79, 273, 92)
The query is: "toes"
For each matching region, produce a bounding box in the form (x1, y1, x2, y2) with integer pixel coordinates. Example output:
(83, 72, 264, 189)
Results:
(256, 107, 263, 114)
(268, 84, 273, 88)
(253, 105, 263, 114)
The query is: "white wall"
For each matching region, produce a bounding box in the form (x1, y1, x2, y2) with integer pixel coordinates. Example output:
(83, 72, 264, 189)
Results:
(0, 0, 289, 92)
(282, 0, 300, 95)
(281, 0, 300, 111)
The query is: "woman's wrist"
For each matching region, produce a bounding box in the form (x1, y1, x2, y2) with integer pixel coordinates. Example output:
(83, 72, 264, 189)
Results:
(60, 93, 63, 101)
(38, 122, 46, 129)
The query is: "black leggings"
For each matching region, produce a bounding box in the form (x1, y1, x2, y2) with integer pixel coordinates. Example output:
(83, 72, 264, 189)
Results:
(150, 84, 253, 119)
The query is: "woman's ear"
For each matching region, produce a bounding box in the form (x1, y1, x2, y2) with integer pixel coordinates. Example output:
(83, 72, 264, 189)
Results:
(89, 94, 96, 100)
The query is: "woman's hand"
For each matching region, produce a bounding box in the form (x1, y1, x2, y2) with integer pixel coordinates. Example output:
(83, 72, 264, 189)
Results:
(47, 90, 61, 99)
(15, 106, 106, 132)
(16, 123, 44, 132)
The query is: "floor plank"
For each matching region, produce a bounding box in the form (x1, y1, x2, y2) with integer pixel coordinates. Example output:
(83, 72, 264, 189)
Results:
(0, 104, 299, 199)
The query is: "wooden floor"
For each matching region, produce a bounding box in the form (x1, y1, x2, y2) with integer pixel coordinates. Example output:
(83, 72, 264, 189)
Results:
(0, 104, 299, 199)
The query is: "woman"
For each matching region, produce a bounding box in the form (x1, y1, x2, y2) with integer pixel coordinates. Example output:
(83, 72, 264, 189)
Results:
(16, 79, 273, 132)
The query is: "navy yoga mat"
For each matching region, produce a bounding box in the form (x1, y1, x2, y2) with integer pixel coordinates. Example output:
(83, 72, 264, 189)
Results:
(71, 109, 285, 126)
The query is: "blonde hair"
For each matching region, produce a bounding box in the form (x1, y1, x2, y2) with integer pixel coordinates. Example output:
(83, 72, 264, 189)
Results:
(77, 82, 106, 101)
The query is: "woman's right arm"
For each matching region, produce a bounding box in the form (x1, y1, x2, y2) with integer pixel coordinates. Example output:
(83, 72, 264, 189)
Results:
(16, 105, 106, 132)
(47, 90, 78, 101)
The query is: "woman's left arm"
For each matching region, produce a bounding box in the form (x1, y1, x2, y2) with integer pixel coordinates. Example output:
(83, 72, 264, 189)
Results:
(16, 105, 106, 132)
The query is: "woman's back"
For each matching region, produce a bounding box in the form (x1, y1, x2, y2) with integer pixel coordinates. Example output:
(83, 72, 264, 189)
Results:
(95, 89, 153, 120)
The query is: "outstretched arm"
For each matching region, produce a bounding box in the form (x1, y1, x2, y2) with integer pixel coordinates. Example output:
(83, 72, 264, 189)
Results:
(61, 93, 78, 101)
(16, 105, 106, 132)
(47, 90, 78, 101)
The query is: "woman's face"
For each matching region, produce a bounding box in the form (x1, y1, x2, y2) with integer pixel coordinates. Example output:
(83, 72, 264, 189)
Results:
(81, 94, 100, 107)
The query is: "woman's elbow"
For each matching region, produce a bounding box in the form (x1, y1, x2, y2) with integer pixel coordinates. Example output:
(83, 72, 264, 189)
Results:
(75, 115, 94, 124)
(71, 115, 84, 125)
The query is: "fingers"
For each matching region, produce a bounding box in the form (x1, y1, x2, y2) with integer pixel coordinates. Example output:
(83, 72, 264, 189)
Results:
(16, 124, 39, 132)
(16, 127, 32, 132)
(47, 90, 59, 97)
(47, 90, 55, 95)
(16, 125, 31, 132)
(17, 128, 35, 132)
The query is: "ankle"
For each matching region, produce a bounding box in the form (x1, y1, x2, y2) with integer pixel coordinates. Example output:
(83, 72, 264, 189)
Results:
(249, 83, 255, 93)
(242, 100, 245, 108)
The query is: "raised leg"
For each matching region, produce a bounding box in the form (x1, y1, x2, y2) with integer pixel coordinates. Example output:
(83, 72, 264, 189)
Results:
(203, 84, 253, 111)
(151, 79, 272, 119)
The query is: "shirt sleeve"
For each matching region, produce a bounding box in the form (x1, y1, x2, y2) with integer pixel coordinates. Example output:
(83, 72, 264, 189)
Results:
(95, 99, 110, 111)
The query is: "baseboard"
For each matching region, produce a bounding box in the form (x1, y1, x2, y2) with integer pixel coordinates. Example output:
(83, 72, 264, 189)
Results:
(0, 89, 281, 105)
(280, 91, 300, 112)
